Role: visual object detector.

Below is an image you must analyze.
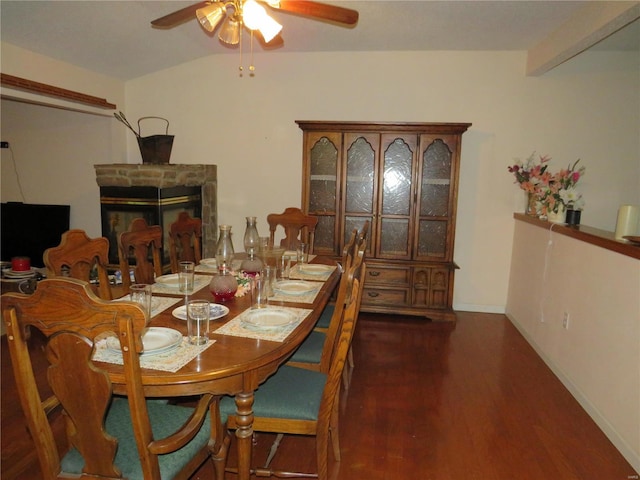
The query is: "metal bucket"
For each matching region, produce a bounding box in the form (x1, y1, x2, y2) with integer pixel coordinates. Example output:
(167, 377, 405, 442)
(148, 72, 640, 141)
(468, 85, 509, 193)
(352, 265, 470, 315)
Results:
(137, 117, 174, 164)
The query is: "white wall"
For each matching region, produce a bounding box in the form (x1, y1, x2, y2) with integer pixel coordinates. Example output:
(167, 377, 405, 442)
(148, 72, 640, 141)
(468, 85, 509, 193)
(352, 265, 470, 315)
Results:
(1, 45, 638, 313)
(1, 43, 127, 237)
(506, 219, 640, 472)
(124, 49, 640, 313)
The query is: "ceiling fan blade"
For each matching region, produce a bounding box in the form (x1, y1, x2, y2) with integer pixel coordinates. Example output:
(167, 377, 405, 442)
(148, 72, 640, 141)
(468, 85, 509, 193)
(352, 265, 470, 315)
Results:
(272, 1, 359, 26)
(151, 1, 211, 28)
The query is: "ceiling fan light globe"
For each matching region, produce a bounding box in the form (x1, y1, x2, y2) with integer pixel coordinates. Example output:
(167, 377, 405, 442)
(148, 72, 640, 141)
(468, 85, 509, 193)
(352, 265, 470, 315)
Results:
(196, 3, 226, 32)
(218, 16, 241, 45)
(258, 16, 282, 43)
(242, 0, 265, 30)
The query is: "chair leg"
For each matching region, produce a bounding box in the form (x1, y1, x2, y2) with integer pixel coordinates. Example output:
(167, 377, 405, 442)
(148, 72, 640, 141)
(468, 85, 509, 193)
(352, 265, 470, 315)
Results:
(264, 433, 284, 468)
(316, 427, 330, 480)
(210, 398, 231, 480)
(342, 345, 355, 391)
(330, 393, 341, 462)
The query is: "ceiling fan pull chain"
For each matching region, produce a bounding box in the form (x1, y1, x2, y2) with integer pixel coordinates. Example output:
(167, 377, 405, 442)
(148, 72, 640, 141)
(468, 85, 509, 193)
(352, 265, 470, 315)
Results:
(239, 20, 244, 75)
(249, 30, 256, 75)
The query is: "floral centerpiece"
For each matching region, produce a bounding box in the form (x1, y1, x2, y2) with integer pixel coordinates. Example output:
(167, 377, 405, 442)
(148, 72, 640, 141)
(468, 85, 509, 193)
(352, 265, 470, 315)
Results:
(508, 153, 586, 218)
(537, 159, 586, 215)
(233, 270, 252, 297)
(507, 152, 551, 215)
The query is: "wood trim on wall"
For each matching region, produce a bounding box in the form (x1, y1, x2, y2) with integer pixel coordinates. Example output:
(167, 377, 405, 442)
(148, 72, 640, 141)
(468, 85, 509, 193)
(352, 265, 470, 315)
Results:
(514, 213, 640, 260)
(0, 73, 116, 110)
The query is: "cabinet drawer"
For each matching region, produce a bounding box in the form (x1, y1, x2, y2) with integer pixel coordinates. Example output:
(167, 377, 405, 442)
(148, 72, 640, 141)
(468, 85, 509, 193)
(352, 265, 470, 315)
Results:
(361, 287, 410, 306)
(364, 265, 410, 285)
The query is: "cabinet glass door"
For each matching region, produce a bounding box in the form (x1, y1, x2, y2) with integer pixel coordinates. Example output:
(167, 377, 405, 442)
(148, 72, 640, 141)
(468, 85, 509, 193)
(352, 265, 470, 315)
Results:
(344, 133, 376, 254)
(307, 133, 340, 255)
(377, 135, 416, 259)
(416, 136, 453, 260)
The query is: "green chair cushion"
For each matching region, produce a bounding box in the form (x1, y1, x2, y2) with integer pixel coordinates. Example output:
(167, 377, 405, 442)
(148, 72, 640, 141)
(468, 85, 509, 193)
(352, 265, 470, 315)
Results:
(289, 331, 326, 364)
(220, 366, 327, 422)
(315, 304, 334, 329)
(60, 397, 211, 480)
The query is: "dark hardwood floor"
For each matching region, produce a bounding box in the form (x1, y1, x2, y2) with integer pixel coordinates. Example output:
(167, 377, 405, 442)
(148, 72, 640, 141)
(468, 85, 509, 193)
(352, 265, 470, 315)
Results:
(3, 312, 636, 479)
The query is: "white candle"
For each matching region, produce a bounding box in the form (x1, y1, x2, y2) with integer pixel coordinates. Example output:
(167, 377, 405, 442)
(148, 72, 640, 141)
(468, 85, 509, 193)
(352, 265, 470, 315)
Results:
(614, 205, 640, 239)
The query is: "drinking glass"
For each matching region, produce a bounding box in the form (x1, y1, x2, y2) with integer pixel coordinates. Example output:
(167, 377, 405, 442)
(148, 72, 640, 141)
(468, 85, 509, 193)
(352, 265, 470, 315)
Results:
(179, 261, 195, 295)
(129, 283, 152, 322)
(187, 300, 210, 345)
(251, 276, 269, 309)
(297, 242, 309, 264)
(262, 265, 276, 296)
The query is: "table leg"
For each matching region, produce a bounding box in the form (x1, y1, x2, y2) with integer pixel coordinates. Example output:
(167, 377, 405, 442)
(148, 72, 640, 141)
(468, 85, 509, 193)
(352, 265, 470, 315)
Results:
(234, 392, 254, 480)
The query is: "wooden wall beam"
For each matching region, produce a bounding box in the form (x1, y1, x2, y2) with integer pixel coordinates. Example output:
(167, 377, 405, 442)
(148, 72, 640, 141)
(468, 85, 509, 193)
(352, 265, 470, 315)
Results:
(0, 73, 116, 109)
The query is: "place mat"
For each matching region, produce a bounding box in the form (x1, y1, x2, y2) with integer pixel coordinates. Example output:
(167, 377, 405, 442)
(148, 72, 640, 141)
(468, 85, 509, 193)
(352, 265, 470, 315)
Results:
(269, 281, 323, 304)
(214, 306, 312, 342)
(114, 295, 181, 319)
(151, 274, 211, 295)
(288, 263, 336, 281)
(92, 336, 215, 373)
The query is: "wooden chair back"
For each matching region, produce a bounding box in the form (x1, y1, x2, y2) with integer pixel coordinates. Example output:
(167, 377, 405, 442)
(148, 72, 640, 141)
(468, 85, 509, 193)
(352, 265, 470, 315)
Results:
(168, 212, 202, 273)
(267, 207, 318, 251)
(288, 241, 366, 374)
(341, 219, 369, 272)
(118, 217, 163, 290)
(43, 229, 113, 300)
(320, 250, 365, 373)
(1, 277, 214, 480)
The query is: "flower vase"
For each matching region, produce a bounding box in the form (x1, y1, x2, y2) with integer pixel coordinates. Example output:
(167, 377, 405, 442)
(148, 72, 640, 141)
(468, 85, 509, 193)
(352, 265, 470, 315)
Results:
(547, 204, 566, 224)
(525, 192, 537, 216)
(565, 209, 581, 226)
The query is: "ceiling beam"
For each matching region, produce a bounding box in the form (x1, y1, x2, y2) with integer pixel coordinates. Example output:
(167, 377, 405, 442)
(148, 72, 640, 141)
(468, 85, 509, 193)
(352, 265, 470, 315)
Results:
(526, 1, 640, 76)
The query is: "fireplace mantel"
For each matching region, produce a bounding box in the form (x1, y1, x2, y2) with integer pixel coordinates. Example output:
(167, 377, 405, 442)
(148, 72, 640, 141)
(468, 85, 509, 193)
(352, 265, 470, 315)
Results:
(94, 164, 217, 258)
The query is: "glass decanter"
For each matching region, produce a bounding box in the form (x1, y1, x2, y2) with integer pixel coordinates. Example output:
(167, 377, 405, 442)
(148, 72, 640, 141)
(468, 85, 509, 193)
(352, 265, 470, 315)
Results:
(241, 216, 263, 276)
(210, 224, 237, 302)
(215, 224, 235, 271)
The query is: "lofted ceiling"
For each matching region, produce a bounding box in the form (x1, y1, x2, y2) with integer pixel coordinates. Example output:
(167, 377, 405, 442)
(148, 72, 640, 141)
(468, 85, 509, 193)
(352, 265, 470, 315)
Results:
(0, 1, 639, 81)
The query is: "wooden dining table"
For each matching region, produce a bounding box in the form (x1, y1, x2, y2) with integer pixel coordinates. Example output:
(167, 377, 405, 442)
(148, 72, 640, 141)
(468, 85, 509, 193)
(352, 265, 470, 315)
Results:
(99, 255, 340, 480)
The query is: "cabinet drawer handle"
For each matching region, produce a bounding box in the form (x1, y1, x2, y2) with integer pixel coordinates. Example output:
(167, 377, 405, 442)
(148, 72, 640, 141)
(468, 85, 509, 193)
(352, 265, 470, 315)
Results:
(369, 271, 380, 277)
(367, 292, 379, 297)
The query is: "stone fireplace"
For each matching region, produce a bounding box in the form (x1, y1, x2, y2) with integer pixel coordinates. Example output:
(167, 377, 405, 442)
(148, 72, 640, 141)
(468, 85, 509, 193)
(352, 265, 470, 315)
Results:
(94, 164, 217, 267)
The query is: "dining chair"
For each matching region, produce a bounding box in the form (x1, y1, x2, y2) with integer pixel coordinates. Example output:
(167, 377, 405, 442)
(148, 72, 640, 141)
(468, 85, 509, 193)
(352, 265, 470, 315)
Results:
(287, 242, 365, 376)
(43, 229, 114, 300)
(217, 269, 365, 480)
(313, 227, 360, 333)
(1, 277, 217, 480)
(118, 217, 163, 290)
(313, 220, 370, 389)
(168, 211, 203, 273)
(267, 207, 318, 252)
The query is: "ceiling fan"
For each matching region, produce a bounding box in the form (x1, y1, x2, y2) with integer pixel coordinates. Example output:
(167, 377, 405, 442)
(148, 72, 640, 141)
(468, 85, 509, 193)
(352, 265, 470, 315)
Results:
(151, 1, 359, 47)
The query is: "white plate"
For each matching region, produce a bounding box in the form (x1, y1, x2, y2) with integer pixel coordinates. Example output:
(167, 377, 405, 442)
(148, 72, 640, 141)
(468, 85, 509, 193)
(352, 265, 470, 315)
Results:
(200, 258, 218, 268)
(172, 304, 229, 321)
(106, 327, 182, 356)
(274, 280, 318, 296)
(2, 268, 37, 279)
(155, 273, 181, 287)
(298, 264, 332, 275)
(242, 308, 297, 328)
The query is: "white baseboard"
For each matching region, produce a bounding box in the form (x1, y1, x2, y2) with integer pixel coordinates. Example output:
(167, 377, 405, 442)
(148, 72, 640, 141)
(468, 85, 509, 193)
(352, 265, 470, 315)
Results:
(453, 303, 506, 314)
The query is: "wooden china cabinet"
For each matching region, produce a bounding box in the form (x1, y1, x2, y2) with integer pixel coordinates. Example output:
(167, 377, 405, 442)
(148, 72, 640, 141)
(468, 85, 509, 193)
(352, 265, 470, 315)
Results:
(297, 121, 471, 321)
